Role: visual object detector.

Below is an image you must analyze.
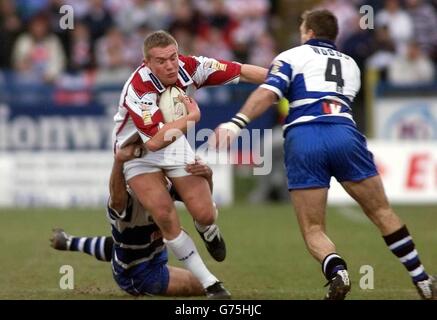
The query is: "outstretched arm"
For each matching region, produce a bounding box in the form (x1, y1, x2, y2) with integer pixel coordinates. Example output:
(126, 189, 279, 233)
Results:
(235, 87, 278, 120)
(212, 87, 278, 149)
(239, 64, 268, 84)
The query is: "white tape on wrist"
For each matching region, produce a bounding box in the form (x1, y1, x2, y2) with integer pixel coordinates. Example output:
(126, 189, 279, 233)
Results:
(219, 122, 241, 135)
(229, 113, 250, 130)
(236, 113, 251, 124)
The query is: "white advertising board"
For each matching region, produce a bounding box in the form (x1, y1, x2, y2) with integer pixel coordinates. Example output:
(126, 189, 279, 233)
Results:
(0, 151, 233, 208)
(374, 98, 437, 140)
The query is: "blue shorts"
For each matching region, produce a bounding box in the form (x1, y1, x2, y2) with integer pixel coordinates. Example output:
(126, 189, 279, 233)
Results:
(284, 123, 378, 190)
(112, 249, 170, 296)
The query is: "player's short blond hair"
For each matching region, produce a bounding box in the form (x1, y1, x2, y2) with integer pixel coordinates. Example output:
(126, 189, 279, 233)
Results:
(143, 30, 178, 59)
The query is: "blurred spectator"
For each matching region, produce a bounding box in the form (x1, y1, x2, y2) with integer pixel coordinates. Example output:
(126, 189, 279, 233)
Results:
(47, 0, 66, 32)
(95, 27, 130, 69)
(66, 21, 93, 71)
(115, 0, 171, 33)
(224, 0, 269, 23)
(204, 0, 237, 46)
(342, 16, 375, 68)
(225, 0, 270, 48)
(94, 27, 132, 85)
(46, 0, 70, 54)
(376, 0, 414, 54)
(169, 0, 204, 36)
(83, 0, 113, 42)
(12, 13, 66, 83)
(388, 41, 435, 86)
(357, 0, 385, 12)
(232, 39, 250, 64)
(342, 16, 375, 132)
(0, 0, 22, 69)
(172, 28, 195, 55)
(366, 26, 396, 80)
(15, 0, 50, 21)
(65, 0, 90, 19)
(193, 27, 234, 60)
(248, 32, 276, 68)
(105, 0, 130, 14)
(192, 0, 214, 15)
(405, 0, 437, 61)
(126, 24, 152, 66)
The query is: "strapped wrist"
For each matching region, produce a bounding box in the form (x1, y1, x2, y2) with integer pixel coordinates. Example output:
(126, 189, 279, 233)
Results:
(219, 121, 241, 135)
(230, 113, 251, 129)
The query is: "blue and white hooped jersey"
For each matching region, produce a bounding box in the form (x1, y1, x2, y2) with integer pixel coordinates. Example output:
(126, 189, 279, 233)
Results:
(261, 39, 361, 131)
(106, 190, 165, 272)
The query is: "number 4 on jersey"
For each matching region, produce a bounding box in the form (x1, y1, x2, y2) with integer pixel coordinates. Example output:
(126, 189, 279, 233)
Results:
(325, 58, 344, 93)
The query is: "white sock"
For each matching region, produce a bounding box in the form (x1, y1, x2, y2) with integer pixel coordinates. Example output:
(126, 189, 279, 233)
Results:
(164, 230, 218, 288)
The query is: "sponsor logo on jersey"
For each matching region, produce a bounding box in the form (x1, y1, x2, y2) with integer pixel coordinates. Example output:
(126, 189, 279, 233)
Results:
(205, 60, 227, 72)
(270, 60, 283, 75)
(140, 103, 153, 125)
(322, 101, 342, 114)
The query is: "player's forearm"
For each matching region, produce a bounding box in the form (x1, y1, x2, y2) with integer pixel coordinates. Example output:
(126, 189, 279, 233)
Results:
(109, 159, 128, 212)
(216, 87, 277, 139)
(239, 64, 268, 84)
(214, 88, 277, 149)
(239, 87, 278, 121)
(144, 115, 196, 152)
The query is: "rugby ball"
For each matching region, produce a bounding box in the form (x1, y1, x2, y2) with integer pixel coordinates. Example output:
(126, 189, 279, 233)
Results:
(158, 86, 188, 123)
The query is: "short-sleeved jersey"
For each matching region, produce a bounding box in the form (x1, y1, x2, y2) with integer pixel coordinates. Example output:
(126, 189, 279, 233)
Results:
(114, 55, 242, 148)
(260, 39, 361, 132)
(107, 183, 178, 271)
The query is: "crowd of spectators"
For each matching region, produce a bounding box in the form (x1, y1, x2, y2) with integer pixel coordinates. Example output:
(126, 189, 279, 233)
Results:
(334, 0, 437, 86)
(0, 0, 276, 88)
(0, 0, 436, 98)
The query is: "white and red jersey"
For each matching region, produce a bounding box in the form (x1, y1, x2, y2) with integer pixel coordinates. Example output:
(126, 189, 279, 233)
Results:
(113, 55, 242, 148)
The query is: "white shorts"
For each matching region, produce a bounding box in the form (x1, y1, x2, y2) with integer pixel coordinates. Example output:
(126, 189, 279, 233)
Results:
(124, 136, 195, 181)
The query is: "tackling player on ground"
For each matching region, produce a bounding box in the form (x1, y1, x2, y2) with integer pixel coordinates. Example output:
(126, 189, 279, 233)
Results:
(51, 143, 230, 299)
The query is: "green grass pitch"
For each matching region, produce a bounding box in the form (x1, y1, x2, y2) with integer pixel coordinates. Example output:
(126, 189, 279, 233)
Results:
(0, 204, 436, 300)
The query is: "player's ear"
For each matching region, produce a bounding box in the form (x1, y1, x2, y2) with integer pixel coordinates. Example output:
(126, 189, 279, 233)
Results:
(308, 29, 316, 39)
